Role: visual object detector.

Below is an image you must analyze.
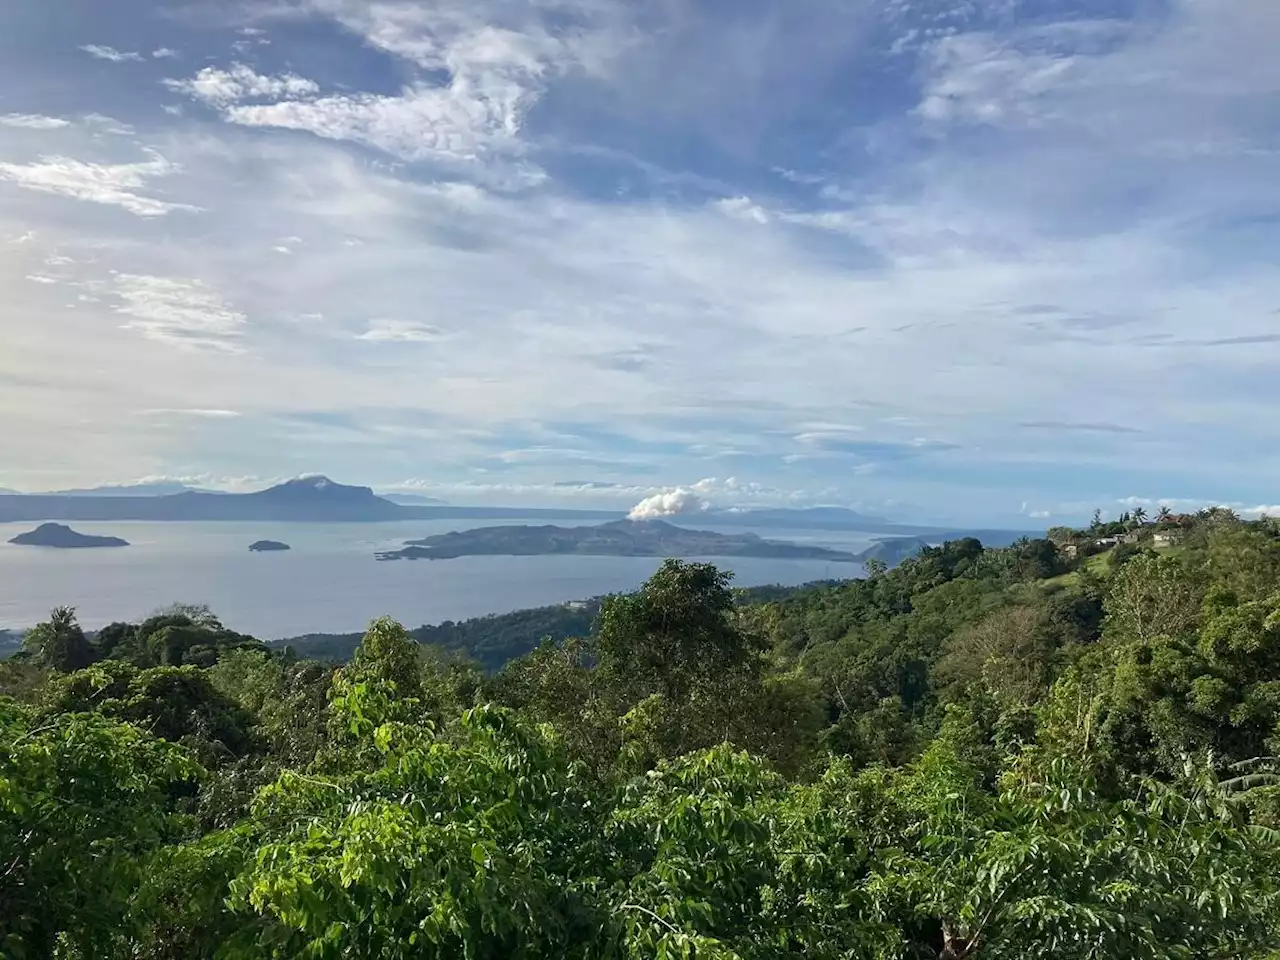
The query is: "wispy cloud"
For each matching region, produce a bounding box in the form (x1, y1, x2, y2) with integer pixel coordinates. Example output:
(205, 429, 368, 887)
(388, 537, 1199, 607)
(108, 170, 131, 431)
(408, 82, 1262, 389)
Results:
(112, 275, 246, 351)
(0, 114, 70, 130)
(79, 44, 145, 63)
(355, 320, 447, 343)
(142, 408, 240, 418)
(0, 151, 200, 216)
(1019, 421, 1143, 435)
(163, 64, 319, 106)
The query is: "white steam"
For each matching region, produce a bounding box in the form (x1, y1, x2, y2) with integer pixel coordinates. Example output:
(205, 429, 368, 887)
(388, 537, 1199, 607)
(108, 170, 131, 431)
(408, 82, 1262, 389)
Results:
(627, 487, 707, 521)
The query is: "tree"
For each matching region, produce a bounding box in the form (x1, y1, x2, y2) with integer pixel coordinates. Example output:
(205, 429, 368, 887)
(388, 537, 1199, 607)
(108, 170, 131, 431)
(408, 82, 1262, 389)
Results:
(1157, 505, 1174, 524)
(23, 606, 94, 672)
(1011, 538, 1065, 581)
(1104, 553, 1204, 644)
(221, 706, 605, 959)
(860, 735, 1280, 959)
(595, 560, 763, 703)
(0, 701, 200, 957)
(1131, 506, 1148, 526)
(864, 557, 888, 579)
(39, 660, 260, 768)
(936, 605, 1052, 707)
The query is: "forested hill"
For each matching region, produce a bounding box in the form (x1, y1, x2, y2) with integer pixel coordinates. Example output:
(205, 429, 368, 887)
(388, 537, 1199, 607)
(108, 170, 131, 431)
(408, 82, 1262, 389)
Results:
(6, 508, 1280, 957)
(278, 581, 839, 670)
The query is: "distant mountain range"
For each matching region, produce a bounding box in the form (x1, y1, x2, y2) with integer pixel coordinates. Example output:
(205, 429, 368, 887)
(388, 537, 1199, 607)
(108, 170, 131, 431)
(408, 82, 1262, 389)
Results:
(381, 493, 448, 506)
(47, 482, 217, 497)
(0, 476, 1038, 544)
(0, 476, 617, 524)
(700, 507, 1027, 541)
(0, 482, 216, 497)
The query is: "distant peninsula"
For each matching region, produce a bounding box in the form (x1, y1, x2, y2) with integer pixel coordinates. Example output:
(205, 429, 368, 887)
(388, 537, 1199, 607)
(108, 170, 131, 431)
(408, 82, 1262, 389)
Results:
(249, 540, 291, 552)
(7, 522, 129, 549)
(375, 519, 866, 563)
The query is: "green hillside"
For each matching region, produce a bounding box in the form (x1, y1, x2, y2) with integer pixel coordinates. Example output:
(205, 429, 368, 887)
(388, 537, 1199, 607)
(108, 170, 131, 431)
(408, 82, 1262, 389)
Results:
(5, 511, 1280, 957)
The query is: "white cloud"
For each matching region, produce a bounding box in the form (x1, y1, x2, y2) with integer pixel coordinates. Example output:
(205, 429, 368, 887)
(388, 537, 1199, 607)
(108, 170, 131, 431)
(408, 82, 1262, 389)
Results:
(79, 44, 145, 63)
(223, 84, 524, 163)
(82, 114, 135, 136)
(0, 151, 200, 217)
(166, 53, 560, 165)
(151, 48, 180, 59)
(916, 32, 1078, 129)
(627, 487, 708, 520)
(355, 319, 446, 342)
(714, 196, 770, 224)
(174, 3, 618, 167)
(112, 275, 247, 350)
(0, 114, 70, 130)
(1, 0, 1278, 518)
(25, 275, 59, 285)
(142, 408, 240, 418)
(164, 64, 319, 106)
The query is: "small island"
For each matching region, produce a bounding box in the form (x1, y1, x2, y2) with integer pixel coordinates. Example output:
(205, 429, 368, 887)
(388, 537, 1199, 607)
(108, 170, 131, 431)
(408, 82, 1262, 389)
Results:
(375, 519, 865, 563)
(249, 540, 292, 552)
(7, 522, 129, 549)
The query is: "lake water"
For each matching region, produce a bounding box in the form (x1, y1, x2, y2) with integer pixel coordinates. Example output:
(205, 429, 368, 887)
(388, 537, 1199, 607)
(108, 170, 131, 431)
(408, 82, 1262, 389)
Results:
(0, 519, 871, 639)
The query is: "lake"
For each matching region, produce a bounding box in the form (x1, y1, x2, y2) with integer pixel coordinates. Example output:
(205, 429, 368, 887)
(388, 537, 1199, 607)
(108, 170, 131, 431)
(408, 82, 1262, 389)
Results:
(0, 519, 871, 639)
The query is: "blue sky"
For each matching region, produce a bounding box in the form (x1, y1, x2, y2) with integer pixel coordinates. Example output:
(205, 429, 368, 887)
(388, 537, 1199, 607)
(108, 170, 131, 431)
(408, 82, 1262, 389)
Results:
(1, 0, 1278, 524)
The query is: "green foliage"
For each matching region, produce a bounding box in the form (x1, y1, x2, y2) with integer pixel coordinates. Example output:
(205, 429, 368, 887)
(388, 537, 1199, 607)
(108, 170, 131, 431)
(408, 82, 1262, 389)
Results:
(39, 660, 259, 765)
(14, 517, 1280, 958)
(223, 706, 603, 960)
(0, 701, 200, 957)
(596, 560, 763, 701)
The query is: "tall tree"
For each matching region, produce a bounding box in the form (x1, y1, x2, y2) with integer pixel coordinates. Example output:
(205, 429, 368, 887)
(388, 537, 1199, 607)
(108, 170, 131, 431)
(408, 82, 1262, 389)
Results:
(23, 606, 94, 672)
(595, 560, 762, 702)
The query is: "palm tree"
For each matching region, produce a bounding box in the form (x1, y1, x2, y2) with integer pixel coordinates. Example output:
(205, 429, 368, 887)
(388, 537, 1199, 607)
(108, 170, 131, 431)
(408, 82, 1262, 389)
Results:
(1157, 505, 1173, 523)
(1132, 506, 1148, 526)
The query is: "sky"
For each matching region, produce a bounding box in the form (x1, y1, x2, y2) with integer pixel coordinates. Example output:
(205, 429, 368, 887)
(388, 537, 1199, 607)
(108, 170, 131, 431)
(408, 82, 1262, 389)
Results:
(0, 0, 1277, 525)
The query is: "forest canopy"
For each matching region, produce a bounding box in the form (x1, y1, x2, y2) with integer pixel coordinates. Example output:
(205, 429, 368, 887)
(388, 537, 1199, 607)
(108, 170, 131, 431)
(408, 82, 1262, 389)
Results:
(5, 509, 1280, 958)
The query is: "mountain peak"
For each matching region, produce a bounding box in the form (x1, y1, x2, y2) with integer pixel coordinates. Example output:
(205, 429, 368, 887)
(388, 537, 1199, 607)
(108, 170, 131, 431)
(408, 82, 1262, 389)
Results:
(289, 474, 335, 488)
(255, 476, 382, 502)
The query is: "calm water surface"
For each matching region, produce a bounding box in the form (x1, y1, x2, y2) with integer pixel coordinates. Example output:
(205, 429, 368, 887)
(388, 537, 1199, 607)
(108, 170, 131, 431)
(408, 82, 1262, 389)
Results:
(0, 519, 870, 638)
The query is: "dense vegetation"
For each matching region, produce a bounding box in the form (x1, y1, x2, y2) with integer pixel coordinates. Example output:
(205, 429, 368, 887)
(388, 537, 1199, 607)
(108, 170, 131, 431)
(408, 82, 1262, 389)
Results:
(278, 583, 835, 670)
(6, 510, 1280, 957)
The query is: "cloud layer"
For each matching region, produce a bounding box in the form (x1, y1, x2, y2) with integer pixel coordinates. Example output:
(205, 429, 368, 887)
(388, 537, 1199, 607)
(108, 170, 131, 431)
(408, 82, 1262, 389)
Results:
(0, 0, 1277, 523)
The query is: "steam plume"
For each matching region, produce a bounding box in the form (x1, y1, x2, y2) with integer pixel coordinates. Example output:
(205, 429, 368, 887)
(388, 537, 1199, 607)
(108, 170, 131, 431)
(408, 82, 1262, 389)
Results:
(627, 487, 707, 521)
